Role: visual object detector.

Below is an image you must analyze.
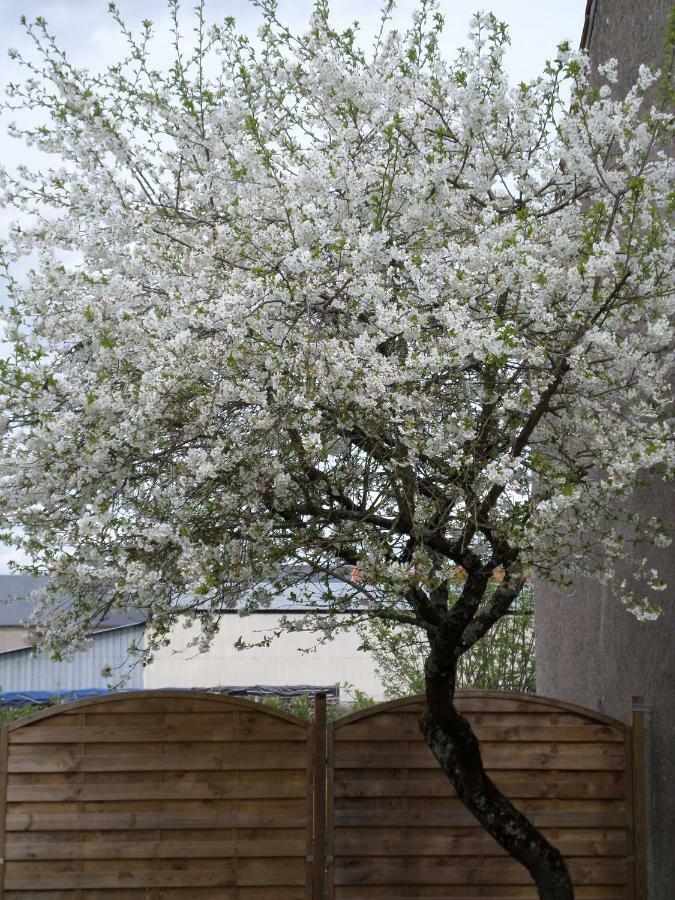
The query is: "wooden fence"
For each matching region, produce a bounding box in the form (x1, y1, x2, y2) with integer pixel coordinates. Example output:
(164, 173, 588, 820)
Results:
(0, 691, 314, 898)
(327, 692, 646, 900)
(0, 690, 645, 898)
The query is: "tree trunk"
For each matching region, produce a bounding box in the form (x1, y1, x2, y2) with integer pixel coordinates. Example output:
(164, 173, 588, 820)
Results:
(422, 658, 574, 899)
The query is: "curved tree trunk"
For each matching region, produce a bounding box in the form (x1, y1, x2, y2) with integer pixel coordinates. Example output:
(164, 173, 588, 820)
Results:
(422, 652, 574, 899)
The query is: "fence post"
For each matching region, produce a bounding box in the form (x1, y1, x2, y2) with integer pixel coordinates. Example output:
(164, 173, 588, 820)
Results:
(631, 696, 648, 900)
(312, 693, 327, 900)
(0, 725, 7, 899)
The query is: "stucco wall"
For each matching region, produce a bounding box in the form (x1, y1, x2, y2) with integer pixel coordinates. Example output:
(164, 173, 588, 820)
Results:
(143, 614, 387, 700)
(536, 4, 673, 897)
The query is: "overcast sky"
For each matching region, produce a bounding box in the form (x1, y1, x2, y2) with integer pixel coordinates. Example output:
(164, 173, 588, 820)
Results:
(1, 1, 589, 82)
(0, 0, 588, 573)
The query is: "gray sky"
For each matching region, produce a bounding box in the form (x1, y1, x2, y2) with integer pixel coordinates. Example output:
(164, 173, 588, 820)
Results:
(0, 0, 588, 573)
(1, 1, 589, 83)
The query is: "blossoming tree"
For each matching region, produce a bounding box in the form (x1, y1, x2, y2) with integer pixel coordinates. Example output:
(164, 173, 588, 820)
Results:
(1, 1, 672, 896)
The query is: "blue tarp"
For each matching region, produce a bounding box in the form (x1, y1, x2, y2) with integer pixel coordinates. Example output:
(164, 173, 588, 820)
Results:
(0, 689, 134, 708)
(1, 685, 339, 708)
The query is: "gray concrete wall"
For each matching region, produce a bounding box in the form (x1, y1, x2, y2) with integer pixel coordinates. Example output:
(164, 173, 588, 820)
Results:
(582, 0, 672, 80)
(535, 579, 674, 897)
(536, 3, 674, 898)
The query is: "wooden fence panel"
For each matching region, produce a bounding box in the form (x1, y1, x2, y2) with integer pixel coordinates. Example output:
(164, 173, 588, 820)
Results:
(328, 691, 638, 900)
(1, 691, 313, 899)
(0, 690, 645, 898)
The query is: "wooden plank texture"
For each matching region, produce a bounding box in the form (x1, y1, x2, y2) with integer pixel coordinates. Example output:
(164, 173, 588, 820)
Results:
(328, 693, 632, 898)
(333, 725, 624, 742)
(1, 690, 636, 897)
(5, 838, 307, 860)
(3, 693, 313, 895)
(332, 743, 626, 770)
(7, 750, 308, 773)
(10, 726, 307, 743)
(331, 888, 627, 900)
(4, 890, 307, 900)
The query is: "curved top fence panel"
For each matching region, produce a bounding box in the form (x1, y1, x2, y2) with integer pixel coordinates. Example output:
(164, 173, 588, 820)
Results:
(7, 687, 312, 730)
(329, 691, 634, 900)
(1, 690, 313, 897)
(0, 689, 642, 899)
(334, 689, 629, 731)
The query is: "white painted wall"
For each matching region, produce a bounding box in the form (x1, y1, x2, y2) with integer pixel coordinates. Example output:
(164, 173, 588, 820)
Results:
(144, 614, 387, 700)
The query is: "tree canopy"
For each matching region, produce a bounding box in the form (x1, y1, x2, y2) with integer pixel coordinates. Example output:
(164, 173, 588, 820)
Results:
(0, 0, 671, 656)
(1, 2, 672, 894)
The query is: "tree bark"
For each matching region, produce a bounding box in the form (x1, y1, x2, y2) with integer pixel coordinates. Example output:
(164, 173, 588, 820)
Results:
(421, 646, 574, 899)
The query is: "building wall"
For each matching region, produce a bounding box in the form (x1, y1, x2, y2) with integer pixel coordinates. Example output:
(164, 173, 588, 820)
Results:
(536, 4, 673, 897)
(0, 625, 146, 692)
(143, 614, 387, 700)
(582, 0, 673, 74)
(0, 628, 30, 654)
(0, 613, 388, 700)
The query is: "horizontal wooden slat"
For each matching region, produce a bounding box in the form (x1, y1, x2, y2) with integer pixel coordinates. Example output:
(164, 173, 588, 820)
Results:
(6, 838, 306, 860)
(336, 832, 628, 857)
(333, 856, 627, 885)
(333, 810, 627, 828)
(10, 739, 303, 756)
(7, 769, 307, 786)
(6, 826, 306, 846)
(6, 800, 306, 818)
(49, 696, 301, 717)
(334, 725, 623, 742)
(332, 888, 627, 900)
(46, 710, 302, 727)
(12, 726, 307, 744)
(334, 773, 625, 800)
(6, 812, 306, 831)
(339, 711, 616, 729)
(5, 858, 306, 888)
(333, 743, 626, 770)
(7, 781, 307, 802)
(8, 750, 307, 773)
(333, 796, 625, 814)
(5, 891, 308, 900)
(338, 698, 592, 716)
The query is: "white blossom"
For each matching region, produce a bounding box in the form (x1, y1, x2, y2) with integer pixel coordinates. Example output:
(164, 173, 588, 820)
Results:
(0, 2, 672, 658)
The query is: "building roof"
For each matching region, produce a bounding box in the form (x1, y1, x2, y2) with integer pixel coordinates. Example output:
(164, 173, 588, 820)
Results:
(0, 575, 146, 629)
(0, 572, 359, 630)
(0, 575, 49, 627)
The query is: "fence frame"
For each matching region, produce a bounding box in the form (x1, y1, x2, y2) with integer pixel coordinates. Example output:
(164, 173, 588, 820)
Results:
(630, 696, 648, 900)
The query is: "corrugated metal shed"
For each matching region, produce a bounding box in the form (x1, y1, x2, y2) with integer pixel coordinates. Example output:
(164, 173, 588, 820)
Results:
(0, 624, 145, 692)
